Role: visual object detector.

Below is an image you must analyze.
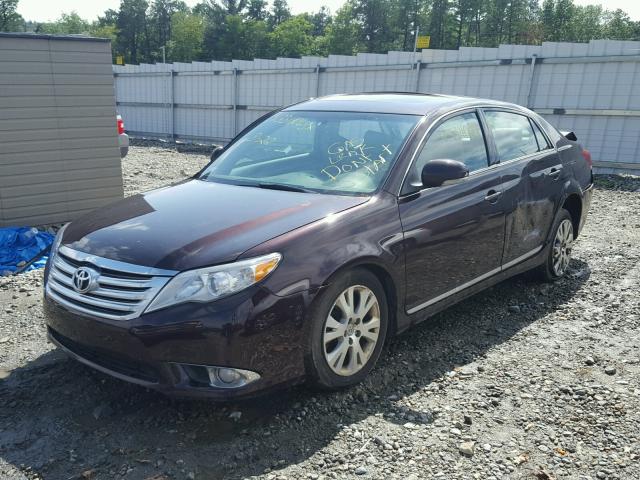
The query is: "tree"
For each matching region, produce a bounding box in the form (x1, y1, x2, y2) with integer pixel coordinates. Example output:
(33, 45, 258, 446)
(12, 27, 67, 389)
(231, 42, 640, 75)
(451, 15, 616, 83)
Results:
(396, 0, 421, 51)
(428, 0, 450, 49)
(454, 0, 474, 48)
(40, 12, 90, 34)
(269, 0, 291, 28)
(541, 0, 576, 41)
(203, 12, 269, 60)
(268, 15, 314, 57)
(168, 11, 205, 61)
(570, 4, 604, 42)
(603, 9, 636, 40)
(17, 0, 640, 64)
(325, 2, 363, 55)
(149, 0, 187, 53)
(0, 0, 23, 32)
(352, 0, 398, 53)
(92, 9, 119, 48)
(90, 23, 118, 44)
(310, 6, 332, 37)
(246, 0, 267, 21)
(116, 0, 150, 64)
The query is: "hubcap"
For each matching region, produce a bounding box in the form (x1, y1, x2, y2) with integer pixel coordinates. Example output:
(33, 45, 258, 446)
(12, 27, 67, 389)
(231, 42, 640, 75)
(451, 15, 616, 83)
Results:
(323, 285, 381, 376)
(552, 219, 574, 276)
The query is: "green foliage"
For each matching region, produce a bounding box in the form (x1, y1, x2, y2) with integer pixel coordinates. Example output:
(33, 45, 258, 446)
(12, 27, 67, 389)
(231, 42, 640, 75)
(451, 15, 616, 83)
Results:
(246, 0, 267, 21)
(90, 24, 118, 43)
(268, 15, 314, 57)
(325, 2, 364, 55)
(168, 11, 204, 61)
(269, 0, 291, 28)
(0, 0, 24, 31)
(40, 12, 90, 34)
(11, 0, 638, 64)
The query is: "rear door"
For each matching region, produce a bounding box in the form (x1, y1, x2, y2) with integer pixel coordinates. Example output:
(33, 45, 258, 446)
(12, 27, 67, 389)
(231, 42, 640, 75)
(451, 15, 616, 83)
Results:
(482, 109, 563, 265)
(398, 110, 507, 314)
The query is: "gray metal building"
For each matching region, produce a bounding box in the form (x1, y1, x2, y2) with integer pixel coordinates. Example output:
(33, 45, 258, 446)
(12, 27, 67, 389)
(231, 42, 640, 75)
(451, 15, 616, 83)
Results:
(0, 33, 123, 227)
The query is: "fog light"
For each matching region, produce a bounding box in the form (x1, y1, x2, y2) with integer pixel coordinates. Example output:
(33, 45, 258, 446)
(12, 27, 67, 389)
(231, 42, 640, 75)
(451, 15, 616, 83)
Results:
(216, 367, 241, 384)
(179, 363, 260, 389)
(206, 366, 260, 388)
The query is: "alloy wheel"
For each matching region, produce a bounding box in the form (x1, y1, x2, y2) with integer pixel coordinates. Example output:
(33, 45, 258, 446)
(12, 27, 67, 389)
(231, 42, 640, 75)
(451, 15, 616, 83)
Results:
(322, 285, 381, 376)
(552, 219, 574, 276)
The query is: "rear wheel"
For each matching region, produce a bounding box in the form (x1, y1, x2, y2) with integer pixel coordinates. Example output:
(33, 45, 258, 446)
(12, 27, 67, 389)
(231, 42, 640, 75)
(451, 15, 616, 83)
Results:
(307, 269, 388, 389)
(536, 208, 574, 282)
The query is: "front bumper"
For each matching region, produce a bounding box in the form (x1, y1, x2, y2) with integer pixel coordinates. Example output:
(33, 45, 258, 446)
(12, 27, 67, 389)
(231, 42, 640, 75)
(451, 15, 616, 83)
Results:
(43, 285, 312, 399)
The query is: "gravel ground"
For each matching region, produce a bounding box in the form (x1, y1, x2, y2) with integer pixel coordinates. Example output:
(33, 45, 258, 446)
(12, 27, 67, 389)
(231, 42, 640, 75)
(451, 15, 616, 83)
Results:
(1, 145, 639, 480)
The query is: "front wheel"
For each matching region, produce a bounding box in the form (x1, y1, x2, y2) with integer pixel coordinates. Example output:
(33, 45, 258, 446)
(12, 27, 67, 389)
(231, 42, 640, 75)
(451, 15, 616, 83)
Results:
(306, 269, 388, 389)
(536, 208, 575, 282)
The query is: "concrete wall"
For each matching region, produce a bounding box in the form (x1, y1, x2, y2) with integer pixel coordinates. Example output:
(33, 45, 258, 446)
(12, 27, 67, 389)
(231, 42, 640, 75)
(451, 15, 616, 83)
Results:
(0, 33, 123, 227)
(114, 40, 640, 175)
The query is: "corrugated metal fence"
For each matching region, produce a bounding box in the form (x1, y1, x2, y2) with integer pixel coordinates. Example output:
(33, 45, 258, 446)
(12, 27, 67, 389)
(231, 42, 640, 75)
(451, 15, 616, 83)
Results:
(114, 39, 640, 174)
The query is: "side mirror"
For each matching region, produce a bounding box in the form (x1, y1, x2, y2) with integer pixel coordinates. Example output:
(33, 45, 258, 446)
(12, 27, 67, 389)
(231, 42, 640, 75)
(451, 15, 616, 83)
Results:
(421, 159, 469, 188)
(560, 130, 577, 141)
(210, 146, 223, 162)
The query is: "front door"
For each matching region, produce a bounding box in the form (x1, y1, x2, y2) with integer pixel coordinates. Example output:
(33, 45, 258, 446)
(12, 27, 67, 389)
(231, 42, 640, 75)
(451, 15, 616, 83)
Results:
(398, 111, 506, 314)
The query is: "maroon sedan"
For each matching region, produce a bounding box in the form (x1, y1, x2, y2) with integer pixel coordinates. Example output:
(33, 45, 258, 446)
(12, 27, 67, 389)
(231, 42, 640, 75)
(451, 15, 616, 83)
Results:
(43, 93, 593, 399)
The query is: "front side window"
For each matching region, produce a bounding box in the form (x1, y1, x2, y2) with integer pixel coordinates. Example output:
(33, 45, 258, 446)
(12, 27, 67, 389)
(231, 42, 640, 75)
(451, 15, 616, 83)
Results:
(199, 111, 420, 195)
(406, 112, 489, 189)
(484, 111, 539, 162)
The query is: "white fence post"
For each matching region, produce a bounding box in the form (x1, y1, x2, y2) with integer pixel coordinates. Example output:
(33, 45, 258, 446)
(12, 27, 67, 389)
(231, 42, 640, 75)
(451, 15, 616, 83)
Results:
(526, 54, 538, 109)
(169, 69, 175, 141)
(233, 67, 238, 136)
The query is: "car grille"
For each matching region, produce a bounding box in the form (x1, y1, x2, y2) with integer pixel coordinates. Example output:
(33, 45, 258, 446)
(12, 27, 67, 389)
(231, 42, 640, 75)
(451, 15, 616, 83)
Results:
(46, 246, 176, 321)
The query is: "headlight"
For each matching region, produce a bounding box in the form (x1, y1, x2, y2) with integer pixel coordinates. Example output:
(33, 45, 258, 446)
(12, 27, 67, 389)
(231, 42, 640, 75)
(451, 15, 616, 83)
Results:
(145, 253, 281, 313)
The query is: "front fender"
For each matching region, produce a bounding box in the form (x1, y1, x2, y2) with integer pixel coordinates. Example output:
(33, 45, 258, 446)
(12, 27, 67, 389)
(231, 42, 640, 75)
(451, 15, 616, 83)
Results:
(241, 192, 406, 324)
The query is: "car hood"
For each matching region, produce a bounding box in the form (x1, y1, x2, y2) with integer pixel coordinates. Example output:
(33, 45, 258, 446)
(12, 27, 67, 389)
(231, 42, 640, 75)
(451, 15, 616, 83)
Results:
(63, 180, 368, 271)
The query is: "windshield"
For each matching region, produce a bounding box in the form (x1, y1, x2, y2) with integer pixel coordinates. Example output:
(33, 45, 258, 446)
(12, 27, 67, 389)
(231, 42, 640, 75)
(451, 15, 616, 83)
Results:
(199, 111, 420, 195)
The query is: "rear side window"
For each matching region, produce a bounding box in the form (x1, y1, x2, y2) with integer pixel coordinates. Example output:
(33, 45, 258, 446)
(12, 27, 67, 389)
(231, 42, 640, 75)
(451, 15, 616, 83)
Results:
(484, 111, 539, 162)
(407, 112, 489, 188)
(530, 119, 552, 150)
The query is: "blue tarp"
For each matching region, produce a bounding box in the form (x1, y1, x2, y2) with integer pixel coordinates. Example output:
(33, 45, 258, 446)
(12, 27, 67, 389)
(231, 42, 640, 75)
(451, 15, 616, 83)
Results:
(0, 227, 55, 275)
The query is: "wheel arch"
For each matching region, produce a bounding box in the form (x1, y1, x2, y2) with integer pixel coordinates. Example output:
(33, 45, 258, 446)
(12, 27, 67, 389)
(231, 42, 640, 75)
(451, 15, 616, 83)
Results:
(561, 193, 582, 239)
(320, 257, 401, 338)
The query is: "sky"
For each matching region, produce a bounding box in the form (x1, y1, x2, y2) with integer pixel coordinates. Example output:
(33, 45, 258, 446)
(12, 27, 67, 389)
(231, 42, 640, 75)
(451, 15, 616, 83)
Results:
(16, 0, 640, 23)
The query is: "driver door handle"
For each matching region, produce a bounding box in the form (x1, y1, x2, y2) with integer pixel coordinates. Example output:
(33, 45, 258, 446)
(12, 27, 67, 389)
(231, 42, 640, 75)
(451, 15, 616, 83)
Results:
(485, 189, 502, 203)
(548, 166, 562, 180)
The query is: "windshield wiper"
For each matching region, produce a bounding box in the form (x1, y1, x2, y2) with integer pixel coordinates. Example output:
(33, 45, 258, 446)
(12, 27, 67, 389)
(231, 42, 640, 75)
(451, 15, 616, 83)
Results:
(257, 183, 316, 193)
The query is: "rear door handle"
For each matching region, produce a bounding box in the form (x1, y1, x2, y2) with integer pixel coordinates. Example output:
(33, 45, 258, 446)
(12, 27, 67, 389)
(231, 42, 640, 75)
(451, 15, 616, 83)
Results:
(485, 190, 502, 203)
(548, 167, 562, 179)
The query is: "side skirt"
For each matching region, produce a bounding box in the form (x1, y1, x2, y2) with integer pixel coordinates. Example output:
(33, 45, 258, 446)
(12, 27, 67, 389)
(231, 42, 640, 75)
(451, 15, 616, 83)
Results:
(396, 243, 550, 333)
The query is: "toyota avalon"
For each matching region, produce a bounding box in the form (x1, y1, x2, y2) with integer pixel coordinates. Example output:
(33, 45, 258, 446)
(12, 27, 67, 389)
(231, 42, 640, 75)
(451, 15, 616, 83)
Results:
(43, 93, 593, 398)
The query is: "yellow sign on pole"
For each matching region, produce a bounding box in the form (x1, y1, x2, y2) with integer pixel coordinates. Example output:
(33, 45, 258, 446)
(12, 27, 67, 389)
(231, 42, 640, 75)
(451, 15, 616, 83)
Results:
(116, 55, 125, 65)
(416, 35, 430, 49)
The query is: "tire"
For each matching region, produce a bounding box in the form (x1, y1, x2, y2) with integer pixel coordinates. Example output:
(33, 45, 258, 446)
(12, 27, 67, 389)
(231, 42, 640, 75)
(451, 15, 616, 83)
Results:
(536, 208, 575, 282)
(306, 268, 389, 389)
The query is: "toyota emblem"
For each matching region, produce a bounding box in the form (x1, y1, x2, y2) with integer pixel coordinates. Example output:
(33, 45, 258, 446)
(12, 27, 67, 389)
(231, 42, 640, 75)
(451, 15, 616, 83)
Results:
(72, 267, 98, 293)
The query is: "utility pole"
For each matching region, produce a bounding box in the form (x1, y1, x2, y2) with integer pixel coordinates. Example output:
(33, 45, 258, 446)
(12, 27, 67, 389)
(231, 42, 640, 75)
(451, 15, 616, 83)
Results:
(160, 45, 166, 64)
(413, 25, 420, 54)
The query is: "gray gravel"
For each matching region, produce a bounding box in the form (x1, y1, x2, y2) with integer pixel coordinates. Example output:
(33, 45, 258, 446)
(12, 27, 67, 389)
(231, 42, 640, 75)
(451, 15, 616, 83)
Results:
(1, 145, 639, 480)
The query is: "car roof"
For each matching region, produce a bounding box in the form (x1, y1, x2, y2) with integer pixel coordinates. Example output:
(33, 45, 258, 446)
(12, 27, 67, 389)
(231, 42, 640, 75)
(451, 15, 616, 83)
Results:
(284, 92, 517, 116)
